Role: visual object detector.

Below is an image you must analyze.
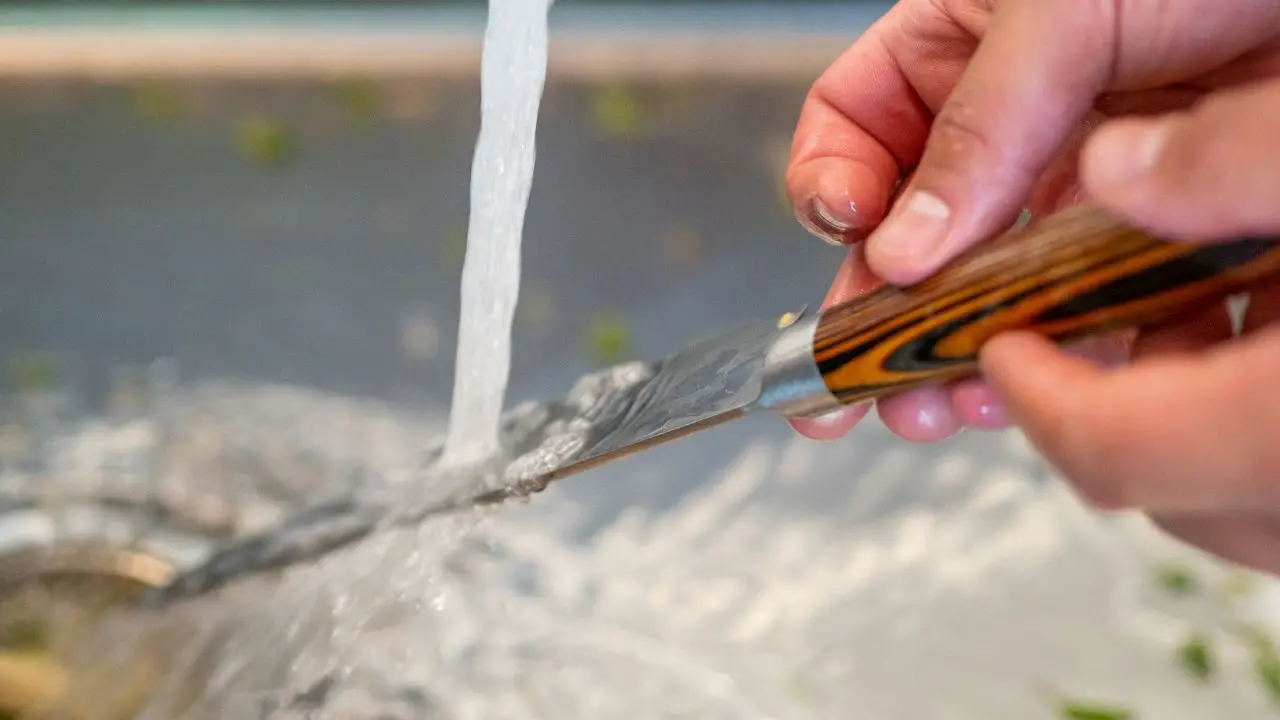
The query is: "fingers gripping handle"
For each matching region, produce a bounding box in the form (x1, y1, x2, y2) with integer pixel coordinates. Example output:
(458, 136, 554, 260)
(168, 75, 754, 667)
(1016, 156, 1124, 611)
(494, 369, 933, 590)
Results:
(812, 204, 1280, 405)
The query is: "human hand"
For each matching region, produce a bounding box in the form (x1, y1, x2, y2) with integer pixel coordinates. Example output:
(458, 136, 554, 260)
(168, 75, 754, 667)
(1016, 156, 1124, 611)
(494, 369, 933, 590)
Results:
(980, 78, 1280, 576)
(785, 0, 1280, 443)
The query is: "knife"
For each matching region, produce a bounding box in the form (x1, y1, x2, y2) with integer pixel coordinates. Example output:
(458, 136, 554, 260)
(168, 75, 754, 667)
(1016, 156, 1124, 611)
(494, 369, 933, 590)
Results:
(143, 203, 1280, 605)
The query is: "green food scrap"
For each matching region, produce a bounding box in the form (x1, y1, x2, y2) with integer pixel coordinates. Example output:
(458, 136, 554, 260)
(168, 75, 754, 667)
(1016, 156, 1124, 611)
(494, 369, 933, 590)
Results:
(1177, 633, 1215, 681)
(585, 314, 632, 365)
(335, 78, 381, 123)
(1220, 569, 1258, 604)
(1245, 627, 1280, 706)
(589, 83, 645, 140)
(235, 117, 295, 168)
(1154, 561, 1199, 597)
(7, 351, 59, 393)
(1058, 699, 1134, 720)
(1257, 655, 1280, 707)
(132, 83, 185, 122)
(0, 617, 47, 654)
(439, 222, 469, 269)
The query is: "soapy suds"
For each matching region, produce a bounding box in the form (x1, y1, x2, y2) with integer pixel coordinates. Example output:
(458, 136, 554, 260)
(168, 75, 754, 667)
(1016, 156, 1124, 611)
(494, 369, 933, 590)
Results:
(8, 381, 1280, 719)
(443, 0, 554, 467)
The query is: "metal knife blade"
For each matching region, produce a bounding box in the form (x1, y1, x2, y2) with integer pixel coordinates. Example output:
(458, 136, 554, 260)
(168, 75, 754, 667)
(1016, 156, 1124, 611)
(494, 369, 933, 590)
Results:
(529, 305, 820, 484)
(141, 204, 1280, 606)
(141, 307, 833, 606)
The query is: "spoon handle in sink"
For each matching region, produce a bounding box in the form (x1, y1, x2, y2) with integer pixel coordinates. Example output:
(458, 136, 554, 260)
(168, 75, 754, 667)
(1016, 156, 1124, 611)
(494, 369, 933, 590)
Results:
(810, 203, 1280, 405)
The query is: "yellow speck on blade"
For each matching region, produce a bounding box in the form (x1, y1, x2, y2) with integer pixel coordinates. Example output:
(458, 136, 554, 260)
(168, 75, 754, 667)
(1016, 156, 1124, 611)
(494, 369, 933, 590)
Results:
(777, 312, 798, 329)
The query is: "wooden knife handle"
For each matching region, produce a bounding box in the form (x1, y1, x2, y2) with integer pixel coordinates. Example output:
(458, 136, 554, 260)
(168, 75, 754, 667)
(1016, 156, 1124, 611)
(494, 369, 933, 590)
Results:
(813, 203, 1280, 404)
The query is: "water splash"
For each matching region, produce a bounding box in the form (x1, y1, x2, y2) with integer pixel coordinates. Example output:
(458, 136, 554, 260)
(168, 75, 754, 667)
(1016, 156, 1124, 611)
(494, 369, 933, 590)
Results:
(14, 382, 1275, 719)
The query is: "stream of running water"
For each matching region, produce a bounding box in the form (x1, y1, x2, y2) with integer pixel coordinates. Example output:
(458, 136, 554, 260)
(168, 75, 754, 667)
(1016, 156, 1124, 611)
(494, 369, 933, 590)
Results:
(442, 0, 554, 468)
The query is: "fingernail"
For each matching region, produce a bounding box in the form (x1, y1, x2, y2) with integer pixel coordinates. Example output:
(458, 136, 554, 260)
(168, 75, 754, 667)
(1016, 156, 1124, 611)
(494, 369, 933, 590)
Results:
(798, 196, 856, 247)
(870, 190, 952, 265)
(1087, 119, 1172, 190)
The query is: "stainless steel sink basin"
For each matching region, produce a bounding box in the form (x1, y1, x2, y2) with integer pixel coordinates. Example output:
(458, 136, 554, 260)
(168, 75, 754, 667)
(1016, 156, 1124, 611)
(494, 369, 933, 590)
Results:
(0, 4, 1276, 719)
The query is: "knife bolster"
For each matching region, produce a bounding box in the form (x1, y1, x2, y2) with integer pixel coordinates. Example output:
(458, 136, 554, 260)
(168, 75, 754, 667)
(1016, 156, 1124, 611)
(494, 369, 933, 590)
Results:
(758, 314, 842, 418)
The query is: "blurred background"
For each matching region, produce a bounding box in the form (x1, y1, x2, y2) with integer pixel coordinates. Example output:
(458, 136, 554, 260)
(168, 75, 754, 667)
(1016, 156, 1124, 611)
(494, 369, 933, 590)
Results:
(0, 2, 1277, 719)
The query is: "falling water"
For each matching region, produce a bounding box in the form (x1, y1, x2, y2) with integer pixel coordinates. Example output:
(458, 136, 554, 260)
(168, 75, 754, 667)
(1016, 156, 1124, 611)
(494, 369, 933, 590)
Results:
(442, 0, 554, 467)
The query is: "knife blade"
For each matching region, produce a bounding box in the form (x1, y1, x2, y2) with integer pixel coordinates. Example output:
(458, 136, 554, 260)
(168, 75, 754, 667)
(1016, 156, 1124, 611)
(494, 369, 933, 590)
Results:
(143, 203, 1280, 606)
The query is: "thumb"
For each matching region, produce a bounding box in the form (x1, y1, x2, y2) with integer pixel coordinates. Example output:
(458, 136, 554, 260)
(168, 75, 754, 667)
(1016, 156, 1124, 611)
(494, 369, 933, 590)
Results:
(1082, 77, 1280, 241)
(864, 1, 1117, 285)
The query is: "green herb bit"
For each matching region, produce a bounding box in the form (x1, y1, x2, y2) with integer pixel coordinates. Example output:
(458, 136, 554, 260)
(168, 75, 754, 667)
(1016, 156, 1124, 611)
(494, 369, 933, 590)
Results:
(235, 117, 295, 168)
(585, 314, 632, 366)
(1177, 633, 1215, 681)
(7, 351, 60, 393)
(439, 222, 469, 270)
(1248, 629, 1280, 706)
(335, 78, 381, 123)
(589, 83, 645, 140)
(1154, 561, 1199, 597)
(1238, 623, 1276, 656)
(1256, 655, 1280, 708)
(132, 83, 184, 122)
(1220, 569, 1258, 604)
(0, 617, 48, 653)
(1058, 699, 1134, 720)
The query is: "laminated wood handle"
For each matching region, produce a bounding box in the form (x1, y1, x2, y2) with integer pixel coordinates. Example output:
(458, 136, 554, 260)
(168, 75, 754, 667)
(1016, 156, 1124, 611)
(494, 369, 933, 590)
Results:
(813, 203, 1280, 404)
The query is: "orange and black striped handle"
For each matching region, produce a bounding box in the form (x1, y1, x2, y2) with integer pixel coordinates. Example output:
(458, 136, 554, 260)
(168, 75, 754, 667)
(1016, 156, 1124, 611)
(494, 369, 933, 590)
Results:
(813, 203, 1280, 404)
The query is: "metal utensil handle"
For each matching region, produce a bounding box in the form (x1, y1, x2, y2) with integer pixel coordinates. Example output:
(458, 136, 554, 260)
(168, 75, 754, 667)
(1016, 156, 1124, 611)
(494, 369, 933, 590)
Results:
(813, 203, 1280, 404)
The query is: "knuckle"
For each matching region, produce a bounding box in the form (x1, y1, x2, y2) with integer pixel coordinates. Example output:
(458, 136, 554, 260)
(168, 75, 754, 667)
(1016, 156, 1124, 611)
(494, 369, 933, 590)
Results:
(927, 99, 1005, 172)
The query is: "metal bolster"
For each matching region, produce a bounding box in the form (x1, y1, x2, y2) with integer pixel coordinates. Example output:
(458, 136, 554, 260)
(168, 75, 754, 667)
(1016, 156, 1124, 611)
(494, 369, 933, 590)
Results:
(758, 314, 843, 418)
